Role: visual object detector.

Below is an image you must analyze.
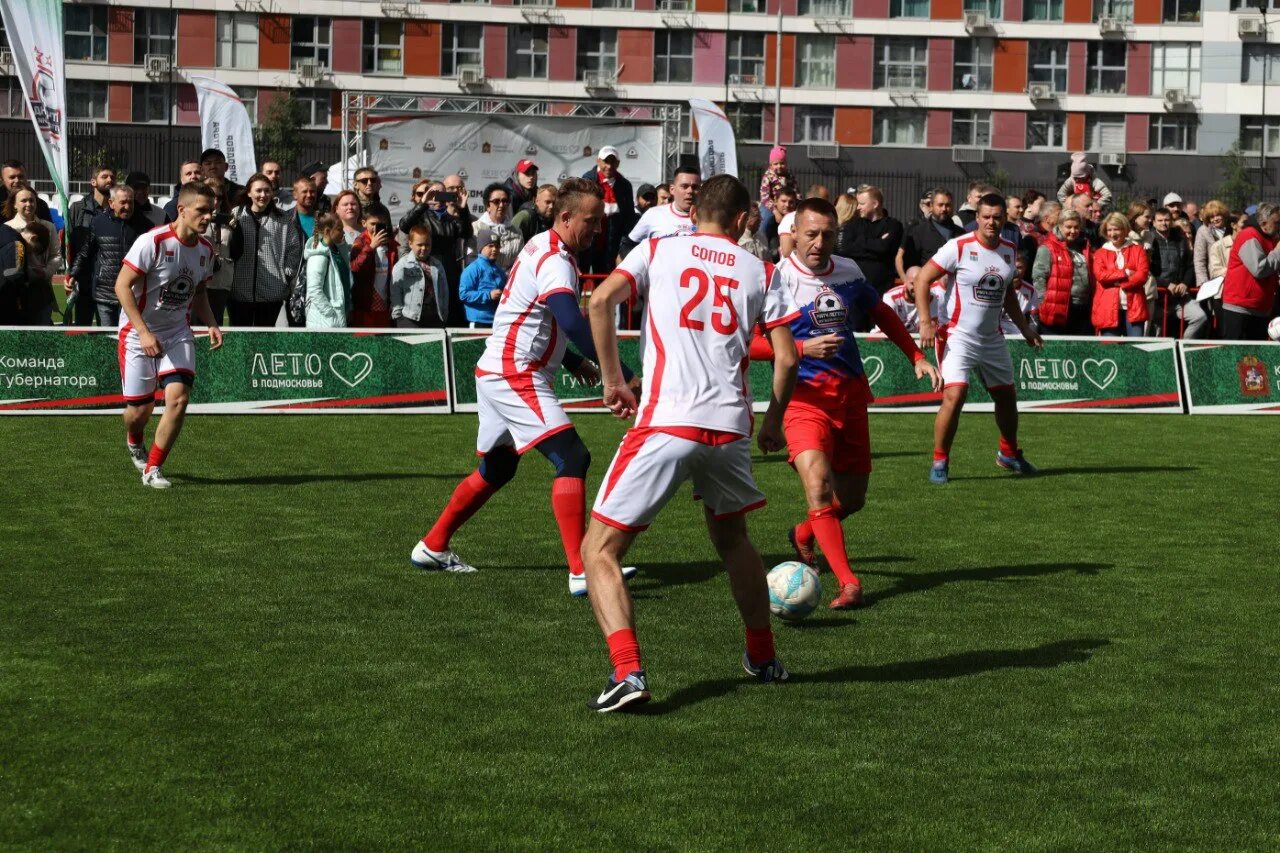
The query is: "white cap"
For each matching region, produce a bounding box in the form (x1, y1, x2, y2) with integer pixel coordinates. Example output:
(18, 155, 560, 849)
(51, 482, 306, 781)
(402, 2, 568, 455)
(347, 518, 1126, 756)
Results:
(597, 145, 620, 162)
(1162, 192, 1183, 206)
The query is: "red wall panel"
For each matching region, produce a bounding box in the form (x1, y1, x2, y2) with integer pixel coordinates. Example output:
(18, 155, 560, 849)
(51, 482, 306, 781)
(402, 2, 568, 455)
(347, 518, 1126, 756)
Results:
(176, 12, 215, 69)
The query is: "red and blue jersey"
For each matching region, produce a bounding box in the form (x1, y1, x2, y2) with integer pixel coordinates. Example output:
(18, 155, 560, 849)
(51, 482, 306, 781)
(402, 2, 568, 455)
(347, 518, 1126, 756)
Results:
(777, 254, 881, 388)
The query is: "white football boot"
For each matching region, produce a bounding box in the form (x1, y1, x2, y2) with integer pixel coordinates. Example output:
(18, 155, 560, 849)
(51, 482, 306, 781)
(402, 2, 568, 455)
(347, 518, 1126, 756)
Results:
(127, 442, 148, 472)
(141, 467, 171, 489)
(410, 540, 478, 573)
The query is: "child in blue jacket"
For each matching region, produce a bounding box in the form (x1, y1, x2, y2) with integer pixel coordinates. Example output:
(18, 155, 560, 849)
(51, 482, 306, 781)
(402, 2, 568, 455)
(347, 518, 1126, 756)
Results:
(458, 239, 506, 327)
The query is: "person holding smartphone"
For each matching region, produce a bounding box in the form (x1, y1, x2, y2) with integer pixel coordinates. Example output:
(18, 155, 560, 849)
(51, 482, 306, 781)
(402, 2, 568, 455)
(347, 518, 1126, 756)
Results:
(349, 208, 398, 327)
(399, 180, 472, 326)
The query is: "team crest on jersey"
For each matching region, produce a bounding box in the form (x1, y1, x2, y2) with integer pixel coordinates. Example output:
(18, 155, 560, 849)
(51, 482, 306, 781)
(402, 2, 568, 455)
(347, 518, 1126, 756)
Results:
(974, 268, 1007, 304)
(159, 268, 196, 309)
(811, 287, 848, 329)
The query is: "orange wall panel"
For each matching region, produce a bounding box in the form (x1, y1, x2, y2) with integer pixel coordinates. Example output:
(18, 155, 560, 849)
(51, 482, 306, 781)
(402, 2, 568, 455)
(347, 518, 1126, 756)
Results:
(108, 8, 134, 66)
(697, 0, 728, 9)
(1066, 113, 1085, 151)
(1133, 0, 1161, 23)
(764, 35, 795, 87)
(1063, 0, 1092, 23)
(931, 0, 963, 18)
(258, 14, 291, 70)
(559, 0, 592, 6)
(404, 21, 441, 76)
(618, 30, 654, 84)
(176, 12, 216, 69)
(108, 83, 132, 123)
(835, 107, 872, 146)
(993, 39, 1028, 93)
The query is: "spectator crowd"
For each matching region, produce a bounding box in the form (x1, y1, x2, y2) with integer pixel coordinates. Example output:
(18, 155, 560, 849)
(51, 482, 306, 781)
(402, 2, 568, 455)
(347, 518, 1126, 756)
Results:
(1, 145, 1278, 341)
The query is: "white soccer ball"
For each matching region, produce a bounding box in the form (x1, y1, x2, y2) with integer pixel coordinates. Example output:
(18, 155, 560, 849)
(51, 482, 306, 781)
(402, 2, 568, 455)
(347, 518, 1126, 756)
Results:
(767, 561, 821, 622)
(1268, 316, 1280, 342)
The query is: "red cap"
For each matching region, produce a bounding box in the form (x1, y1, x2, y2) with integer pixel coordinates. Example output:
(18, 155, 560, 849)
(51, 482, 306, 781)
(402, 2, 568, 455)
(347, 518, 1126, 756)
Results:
(516, 159, 538, 174)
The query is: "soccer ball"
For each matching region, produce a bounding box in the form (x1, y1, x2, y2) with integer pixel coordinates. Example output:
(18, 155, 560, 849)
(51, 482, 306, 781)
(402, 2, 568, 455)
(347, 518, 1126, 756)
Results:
(767, 561, 821, 622)
(1268, 317, 1280, 342)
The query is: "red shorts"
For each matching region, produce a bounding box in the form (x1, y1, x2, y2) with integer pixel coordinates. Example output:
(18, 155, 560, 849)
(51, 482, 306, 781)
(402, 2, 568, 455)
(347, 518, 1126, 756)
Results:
(784, 375, 873, 475)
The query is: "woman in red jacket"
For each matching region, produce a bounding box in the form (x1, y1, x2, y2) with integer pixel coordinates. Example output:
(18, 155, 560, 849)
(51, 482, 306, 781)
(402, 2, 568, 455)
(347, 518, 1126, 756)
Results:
(1221, 203, 1280, 340)
(348, 206, 397, 327)
(1091, 212, 1150, 336)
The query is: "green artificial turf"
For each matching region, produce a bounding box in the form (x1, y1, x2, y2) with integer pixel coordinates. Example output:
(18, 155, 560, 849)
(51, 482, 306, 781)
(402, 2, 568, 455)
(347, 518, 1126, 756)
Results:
(2, 413, 1277, 849)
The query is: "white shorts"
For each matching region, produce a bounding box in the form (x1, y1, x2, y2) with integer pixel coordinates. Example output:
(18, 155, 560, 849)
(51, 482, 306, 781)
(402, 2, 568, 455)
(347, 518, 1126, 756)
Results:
(938, 329, 1014, 390)
(118, 330, 195, 404)
(475, 370, 572, 455)
(591, 428, 766, 532)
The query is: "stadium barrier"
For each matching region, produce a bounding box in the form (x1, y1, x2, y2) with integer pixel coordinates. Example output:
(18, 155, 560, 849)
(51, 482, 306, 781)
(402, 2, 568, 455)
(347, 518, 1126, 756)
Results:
(1, 326, 1249, 415)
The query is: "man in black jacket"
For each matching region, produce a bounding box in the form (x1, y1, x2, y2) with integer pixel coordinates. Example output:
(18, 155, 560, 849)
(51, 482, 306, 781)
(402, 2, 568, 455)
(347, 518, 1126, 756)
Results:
(1145, 206, 1208, 338)
(64, 166, 116, 324)
(67, 186, 149, 327)
(579, 146, 635, 275)
(838, 185, 903, 296)
(897, 189, 963, 288)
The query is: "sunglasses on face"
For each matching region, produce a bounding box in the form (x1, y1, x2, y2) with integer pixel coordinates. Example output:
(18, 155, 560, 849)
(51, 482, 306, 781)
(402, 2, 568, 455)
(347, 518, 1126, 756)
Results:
(355, 177, 378, 185)
(489, 198, 509, 206)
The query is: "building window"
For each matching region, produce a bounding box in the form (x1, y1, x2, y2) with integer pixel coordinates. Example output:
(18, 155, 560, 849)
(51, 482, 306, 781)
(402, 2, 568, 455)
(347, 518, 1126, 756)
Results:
(577, 29, 618, 79)
(442, 24, 484, 76)
(131, 83, 172, 123)
(1163, 0, 1199, 21)
(0, 77, 23, 119)
(134, 9, 175, 61)
(727, 33, 766, 84)
(294, 90, 332, 128)
(1085, 115, 1125, 150)
(952, 109, 991, 146)
(363, 21, 403, 74)
(1024, 0, 1063, 19)
(508, 26, 548, 79)
(1231, 0, 1280, 7)
(964, 0, 1003, 17)
(728, 103, 765, 142)
(954, 39, 994, 90)
(449, 0, 490, 4)
(234, 86, 258, 126)
(593, 0, 633, 6)
(291, 17, 331, 67)
(796, 36, 836, 88)
(65, 6, 108, 62)
(1094, 0, 1134, 19)
(1241, 116, 1280, 155)
(1242, 45, 1280, 83)
(873, 109, 926, 145)
(890, 0, 931, 16)
(66, 81, 108, 120)
(874, 37, 927, 90)
(655, 31, 694, 83)
(729, 0, 765, 11)
(796, 106, 835, 142)
(1149, 115, 1197, 151)
(1029, 40, 1068, 92)
(1152, 43, 1201, 97)
(1027, 111, 1065, 149)
(799, 0, 852, 13)
(1087, 42, 1127, 93)
(216, 13, 259, 69)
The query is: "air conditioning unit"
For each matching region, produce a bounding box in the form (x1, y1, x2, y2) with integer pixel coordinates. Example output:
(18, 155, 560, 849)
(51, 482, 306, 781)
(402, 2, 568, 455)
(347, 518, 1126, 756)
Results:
(583, 71, 616, 91)
(1238, 15, 1267, 36)
(295, 58, 323, 84)
(807, 142, 840, 160)
(1027, 82, 1055, 101)
(728, 73, 759, 86)
(457, 64, 486, 88)
(658, 0, 691, 8)
(963, 10, 991, 31)
(680, 140, 697, 155)
(1098, 16, 1125, 34)
(952, 146, 988, 164)
(144, 54, 171, 78)
(1163, 87, 1190, 108)
(1098, 151, 1126, 167)
(0, 49, 11, 68)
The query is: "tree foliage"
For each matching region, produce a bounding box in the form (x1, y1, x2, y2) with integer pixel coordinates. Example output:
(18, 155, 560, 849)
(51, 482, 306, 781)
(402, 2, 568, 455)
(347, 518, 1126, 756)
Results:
(254, 95, 306, 173)
(1218, 141, 1255, 214)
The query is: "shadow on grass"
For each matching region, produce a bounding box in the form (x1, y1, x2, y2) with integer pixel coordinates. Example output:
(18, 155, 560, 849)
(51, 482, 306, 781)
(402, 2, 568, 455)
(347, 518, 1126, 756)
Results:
(949, 464, 1196, 482)
(861, 561, 1111, 607)
(170, 472, 468, 486)
(632, 554, 914, 592)
(872, 450, 927, 459)
(638, 638, 1110, 714)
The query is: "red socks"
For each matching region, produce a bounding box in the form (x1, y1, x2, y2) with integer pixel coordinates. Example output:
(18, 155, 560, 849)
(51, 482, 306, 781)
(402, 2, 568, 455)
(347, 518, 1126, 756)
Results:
(745, 626, 776, 667)
(606, 628, 642, 680)
(145, 444, 169, 472)
(808, 506, 858, 588)
(933, 448, 949, 462)
(425, 471, 498, 552)
(127, 429, 143, 446)
(792, 519, 814, 550)
(999, 435, 1020, 457)
(551, 477, 587, 576)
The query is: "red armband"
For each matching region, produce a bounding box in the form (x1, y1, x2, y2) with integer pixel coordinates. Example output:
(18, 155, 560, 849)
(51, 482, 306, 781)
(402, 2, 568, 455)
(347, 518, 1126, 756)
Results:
(870, 301, 926, 364)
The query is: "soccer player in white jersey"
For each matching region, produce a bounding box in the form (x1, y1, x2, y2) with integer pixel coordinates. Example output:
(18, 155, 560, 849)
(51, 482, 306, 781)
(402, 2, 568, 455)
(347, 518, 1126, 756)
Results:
(579, 175, 800, 712)
(751, 199, 941, 609)
(616, 165, 700, 261)
(412, 178, 637, 594)
(916, 193, 1043, 485)
(879, 278, 945, 334)
(114, 182, 223, 488)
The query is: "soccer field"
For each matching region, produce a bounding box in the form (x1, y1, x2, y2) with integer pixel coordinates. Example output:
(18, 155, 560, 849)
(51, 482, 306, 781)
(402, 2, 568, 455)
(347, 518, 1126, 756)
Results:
(2, 412, 1277, 849)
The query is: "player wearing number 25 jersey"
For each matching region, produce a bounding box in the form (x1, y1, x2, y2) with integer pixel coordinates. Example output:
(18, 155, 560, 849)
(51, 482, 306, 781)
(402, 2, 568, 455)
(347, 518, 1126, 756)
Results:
(749, 199, 940, 610)
(580, 175, 800, 712)
(916, 193, 1043, 485)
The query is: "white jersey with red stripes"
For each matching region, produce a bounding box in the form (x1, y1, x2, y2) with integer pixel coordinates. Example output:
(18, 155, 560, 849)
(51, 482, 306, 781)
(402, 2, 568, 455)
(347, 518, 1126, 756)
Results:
(999, 280, 1040, 335)
(476, 229, 577, 378)
(879, 281, 945, 334)
(119, 224, 214, 341)
(626, 203, 695, 247)
(616, 233, 799, 437)
(925, 233, 1017, 339)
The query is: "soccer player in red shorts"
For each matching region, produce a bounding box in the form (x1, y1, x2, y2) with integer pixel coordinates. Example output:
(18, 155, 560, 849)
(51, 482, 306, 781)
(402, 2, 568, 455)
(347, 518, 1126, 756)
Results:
(750, 199, 941, 608)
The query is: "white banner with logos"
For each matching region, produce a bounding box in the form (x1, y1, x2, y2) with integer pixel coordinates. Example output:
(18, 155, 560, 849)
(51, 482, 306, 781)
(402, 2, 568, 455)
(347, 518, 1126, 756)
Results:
(0, 0, 69, 204)
(192, 76, 256, 186)
(688, 98, 737, 180)
(366, 114, 664, 219)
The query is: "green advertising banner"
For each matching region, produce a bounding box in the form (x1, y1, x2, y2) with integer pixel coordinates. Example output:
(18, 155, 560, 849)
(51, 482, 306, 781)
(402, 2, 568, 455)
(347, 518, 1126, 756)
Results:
(0, 328, 451, 414)
(448, 332, 1183, 415)
(1180, 340, 1280, 414)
